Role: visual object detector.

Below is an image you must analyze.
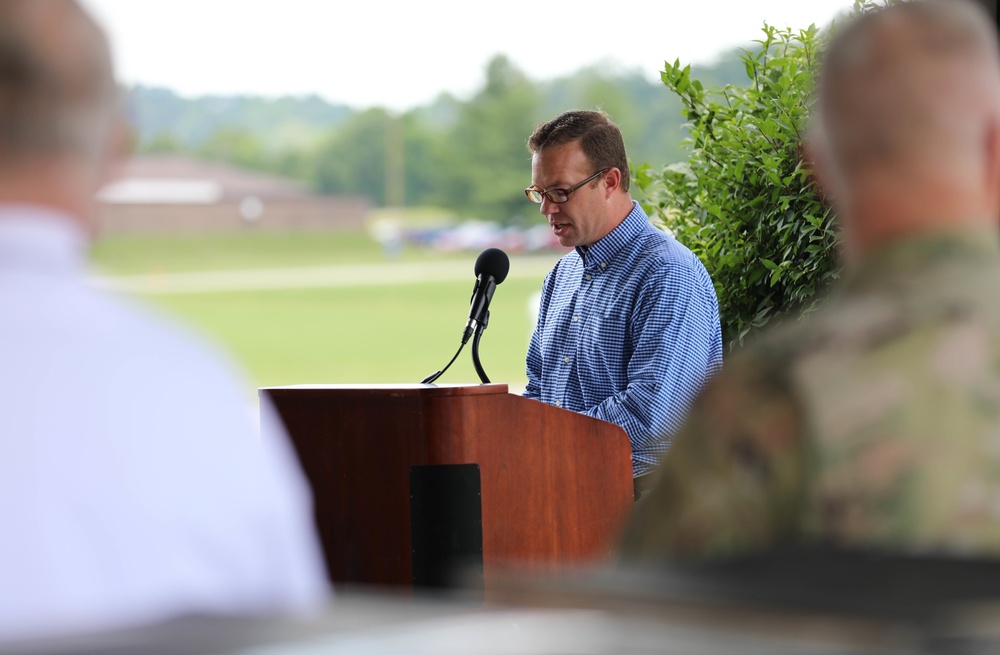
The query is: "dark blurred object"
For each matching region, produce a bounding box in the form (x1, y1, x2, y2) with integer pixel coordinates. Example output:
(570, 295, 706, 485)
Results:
(0, 591, 464, 655)
(970, 0, 997, 23)
(7, 552, 1000, 655)
(488, 547, 1000, 654)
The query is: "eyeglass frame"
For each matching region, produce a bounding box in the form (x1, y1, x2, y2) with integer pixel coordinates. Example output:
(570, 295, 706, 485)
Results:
(524, 168, 610, 204)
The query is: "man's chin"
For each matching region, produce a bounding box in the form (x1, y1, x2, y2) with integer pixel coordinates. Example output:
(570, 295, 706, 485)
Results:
(556, 233, 577, 248)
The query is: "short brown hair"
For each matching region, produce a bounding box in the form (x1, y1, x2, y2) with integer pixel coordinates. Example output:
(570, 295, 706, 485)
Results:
(527, 110, 630, 193)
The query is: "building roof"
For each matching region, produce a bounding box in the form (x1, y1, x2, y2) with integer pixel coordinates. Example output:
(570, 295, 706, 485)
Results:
(98, 154, 317, 205)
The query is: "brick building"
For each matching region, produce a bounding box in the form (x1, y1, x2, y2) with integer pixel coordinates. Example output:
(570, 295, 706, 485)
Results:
(96, 155, 370, 235)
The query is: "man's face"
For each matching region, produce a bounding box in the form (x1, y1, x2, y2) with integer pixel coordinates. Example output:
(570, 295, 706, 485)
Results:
(530, 141, 612, 248)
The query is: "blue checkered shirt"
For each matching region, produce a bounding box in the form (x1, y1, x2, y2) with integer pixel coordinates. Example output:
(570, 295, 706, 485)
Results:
(524, 201, 723, 476)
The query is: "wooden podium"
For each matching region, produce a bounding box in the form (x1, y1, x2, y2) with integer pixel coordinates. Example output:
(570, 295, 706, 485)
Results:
(261, 384, 633, 596)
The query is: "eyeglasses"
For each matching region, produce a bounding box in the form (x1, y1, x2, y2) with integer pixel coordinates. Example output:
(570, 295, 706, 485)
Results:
(524, 168, 609, 204)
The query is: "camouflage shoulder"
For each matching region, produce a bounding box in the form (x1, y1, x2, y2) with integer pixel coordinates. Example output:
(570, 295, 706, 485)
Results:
(619, 338, 809, 562)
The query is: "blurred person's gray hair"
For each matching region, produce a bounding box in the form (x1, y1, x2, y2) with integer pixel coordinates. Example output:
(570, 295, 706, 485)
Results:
(810, 0, 1000, 182)
(0, 0, 119, 164)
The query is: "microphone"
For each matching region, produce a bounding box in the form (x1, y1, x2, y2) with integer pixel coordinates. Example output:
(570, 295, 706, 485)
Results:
(463, 248, 510, 344)
(420, 247, 509, 385)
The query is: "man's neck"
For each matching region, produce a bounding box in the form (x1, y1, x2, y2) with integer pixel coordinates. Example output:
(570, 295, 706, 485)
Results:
(0, 158, 94, 235)
(842, 170, 997, 266)
(582, 195, 635, 251)
(610, 194, 634, 225)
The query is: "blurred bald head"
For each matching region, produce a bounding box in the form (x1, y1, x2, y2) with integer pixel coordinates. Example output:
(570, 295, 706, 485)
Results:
(809, 0, 1000, 262)
(0, 0, 122, 227)
(0, 0, 118, 159)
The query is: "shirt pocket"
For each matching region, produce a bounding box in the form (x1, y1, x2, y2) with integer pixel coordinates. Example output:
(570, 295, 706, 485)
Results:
(580, 302, 630, 379)
(539, 299, 577, 356)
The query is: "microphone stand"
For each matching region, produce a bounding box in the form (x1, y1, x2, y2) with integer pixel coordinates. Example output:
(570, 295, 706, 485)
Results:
(420, 341, 465, 384)
(471, 311, 490, 384)
(421, 248, 508, 385)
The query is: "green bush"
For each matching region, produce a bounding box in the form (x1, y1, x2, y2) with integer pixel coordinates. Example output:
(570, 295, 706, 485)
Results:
(637, 2, 898, 348)
(637, 22, 839, 349)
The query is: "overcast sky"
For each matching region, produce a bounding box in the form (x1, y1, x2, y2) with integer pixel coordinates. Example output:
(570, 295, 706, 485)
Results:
(81, 0, 855, 110)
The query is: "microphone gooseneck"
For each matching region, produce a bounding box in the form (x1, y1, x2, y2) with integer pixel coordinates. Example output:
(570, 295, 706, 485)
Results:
(420, 341, 464, 385)
(419, 248, 510, 385)
(471, 323, 490, 384)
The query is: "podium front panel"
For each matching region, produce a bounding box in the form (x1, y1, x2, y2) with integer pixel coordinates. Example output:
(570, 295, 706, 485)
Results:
(262, 384, 633, 595)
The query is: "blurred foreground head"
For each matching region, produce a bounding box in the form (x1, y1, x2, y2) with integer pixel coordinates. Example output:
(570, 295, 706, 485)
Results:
(809, 0, 1000, 263)
(0, 1, 330, 642)
(0, 0, 122, 229)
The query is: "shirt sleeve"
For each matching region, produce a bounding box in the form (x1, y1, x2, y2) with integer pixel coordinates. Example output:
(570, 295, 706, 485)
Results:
(617, 351, 807, 560)
(524, 328, 542, 400)
(524, 269, 555, 401)
(582, 260, 722, 472)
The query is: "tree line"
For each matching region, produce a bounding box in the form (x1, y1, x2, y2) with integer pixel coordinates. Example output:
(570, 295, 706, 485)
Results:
(129, 53, 746, 224)
(128, 22, 845, 350)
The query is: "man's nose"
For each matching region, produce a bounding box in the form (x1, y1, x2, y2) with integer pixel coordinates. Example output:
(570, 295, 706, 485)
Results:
(539, 196, 559, 216)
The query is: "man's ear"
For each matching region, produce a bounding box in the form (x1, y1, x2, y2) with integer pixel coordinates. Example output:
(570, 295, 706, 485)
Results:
(803, 139, 836, 206)
(95, 111, 132, 188)
(604, 167, 623, 198)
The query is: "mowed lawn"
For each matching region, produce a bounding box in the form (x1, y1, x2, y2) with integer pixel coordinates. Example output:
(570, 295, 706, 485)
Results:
(91, 230, 562, 390)
(91, 230, 446, 274)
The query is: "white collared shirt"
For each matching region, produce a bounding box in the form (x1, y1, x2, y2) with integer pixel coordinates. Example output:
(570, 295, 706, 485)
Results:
(0, 205, 329, 640)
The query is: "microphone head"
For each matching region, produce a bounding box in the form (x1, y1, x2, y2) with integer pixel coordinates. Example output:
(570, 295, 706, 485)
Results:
(474, 247, 510, 284)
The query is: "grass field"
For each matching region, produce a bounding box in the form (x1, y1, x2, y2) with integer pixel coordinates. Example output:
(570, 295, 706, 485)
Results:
(91, 230, 445, 274)
(91, 231, 565, 391)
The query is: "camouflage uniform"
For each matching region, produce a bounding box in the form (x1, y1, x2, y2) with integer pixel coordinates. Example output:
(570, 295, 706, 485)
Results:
(620, 229, 1000, 561)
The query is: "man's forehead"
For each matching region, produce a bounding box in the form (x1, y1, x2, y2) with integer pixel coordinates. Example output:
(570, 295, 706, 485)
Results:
(531, 143, 590, 181)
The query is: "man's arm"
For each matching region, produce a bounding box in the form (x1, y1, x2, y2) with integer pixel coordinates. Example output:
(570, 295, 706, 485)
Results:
(618, 351, 807, 560)
(584, 264, 722, 470)
(524, 269, 558, 400)
(524, 327, 543, 400)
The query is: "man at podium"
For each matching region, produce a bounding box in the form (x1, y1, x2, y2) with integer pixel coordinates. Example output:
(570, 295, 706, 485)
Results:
(522, 110, 723, 500)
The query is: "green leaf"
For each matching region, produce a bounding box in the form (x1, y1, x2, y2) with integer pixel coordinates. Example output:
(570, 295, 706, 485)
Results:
(641, 6, 843, 347)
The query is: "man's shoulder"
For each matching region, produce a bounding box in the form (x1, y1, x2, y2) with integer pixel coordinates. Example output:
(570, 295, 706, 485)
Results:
(734, 279, 1000, 450)
(622, 228, 713, 288)
(102, 288, 237, 363)
(747, 276, 1000, 372)
(768, 281, 1000, 552)
(618, 218, 697, 263)
(61, 285, 255, 408)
